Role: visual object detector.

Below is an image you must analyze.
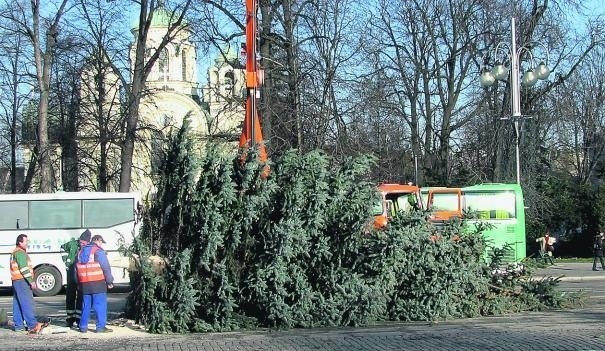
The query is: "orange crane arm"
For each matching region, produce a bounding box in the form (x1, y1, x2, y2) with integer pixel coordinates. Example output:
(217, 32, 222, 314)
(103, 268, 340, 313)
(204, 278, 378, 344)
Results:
(239, 0, 268, 163)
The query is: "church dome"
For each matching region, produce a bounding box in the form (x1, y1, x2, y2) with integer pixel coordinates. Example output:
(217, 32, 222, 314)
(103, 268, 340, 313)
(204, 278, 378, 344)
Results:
(130, 6, 189, 32)
(150, 7, 172, 27)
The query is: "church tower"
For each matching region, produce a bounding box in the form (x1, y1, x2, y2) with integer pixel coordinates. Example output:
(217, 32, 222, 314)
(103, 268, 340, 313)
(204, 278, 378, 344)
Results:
(202, 47, 246, 140)
(129, 7, 208, 192)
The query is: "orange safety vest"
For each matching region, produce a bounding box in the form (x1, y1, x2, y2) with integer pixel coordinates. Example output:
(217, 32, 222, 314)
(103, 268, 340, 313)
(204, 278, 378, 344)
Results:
(76, 246, 105, 283)
(10, 247, 33, 281)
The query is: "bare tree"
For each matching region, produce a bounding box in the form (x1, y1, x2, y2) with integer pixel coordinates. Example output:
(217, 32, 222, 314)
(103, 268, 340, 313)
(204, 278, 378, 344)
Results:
(51, 48, 83, 191)
(546, 47, 605, 184)
(0, 27, 32, 193)
(363, 0, 483, 185)
(71, 0, 129, 191)
(117, 0, 193, 192)
(295, 0, 361, 155)
(0, 0, 71, 192)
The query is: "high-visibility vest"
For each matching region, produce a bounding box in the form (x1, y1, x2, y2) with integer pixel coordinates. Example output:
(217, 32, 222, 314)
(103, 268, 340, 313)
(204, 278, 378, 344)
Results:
(10, 247, 33, 281)
(76, 246, 105, 283)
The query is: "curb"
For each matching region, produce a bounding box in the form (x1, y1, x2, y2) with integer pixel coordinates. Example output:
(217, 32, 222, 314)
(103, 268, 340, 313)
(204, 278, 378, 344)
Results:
(540, 274, 605, 282)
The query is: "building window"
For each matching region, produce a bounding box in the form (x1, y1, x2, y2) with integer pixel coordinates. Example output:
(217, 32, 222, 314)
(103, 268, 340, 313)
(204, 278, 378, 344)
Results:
(223, 71, 234, 97)
(223, 71, 234, 86)
(181, 48, 187, 81)
(150, 130, 165, 175)
(159, 49, 169, 81)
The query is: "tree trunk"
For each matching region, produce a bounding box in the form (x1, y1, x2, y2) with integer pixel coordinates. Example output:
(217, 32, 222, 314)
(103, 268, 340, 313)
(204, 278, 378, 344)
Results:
(30, 0, 68, 192)
(119, 90, 141, 192)
(37, 86, 51, 191)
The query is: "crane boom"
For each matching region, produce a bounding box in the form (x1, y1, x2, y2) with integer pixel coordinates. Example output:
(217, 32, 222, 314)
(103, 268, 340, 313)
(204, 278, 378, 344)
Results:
(239, 0, 268, 163)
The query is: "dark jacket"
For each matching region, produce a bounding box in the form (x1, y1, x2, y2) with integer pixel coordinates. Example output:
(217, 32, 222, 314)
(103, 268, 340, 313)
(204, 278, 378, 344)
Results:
(594, 236, 604, 257)
(76, 243, 114, 294)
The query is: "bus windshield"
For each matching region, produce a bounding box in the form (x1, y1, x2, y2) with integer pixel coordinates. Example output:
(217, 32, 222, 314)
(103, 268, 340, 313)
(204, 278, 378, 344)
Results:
(372, 196, 384, 216)
(431, 193, 460, 211)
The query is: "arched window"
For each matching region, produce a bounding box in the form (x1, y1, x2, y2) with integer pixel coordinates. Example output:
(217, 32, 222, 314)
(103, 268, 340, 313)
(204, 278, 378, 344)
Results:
(181, 48, 187, 81)
(161, 114, 174, 128)
(159, 48, 169, 81)
(223, 71, 234, 86)
(223, 71, 234, 95)
(150, 130, 165, 175)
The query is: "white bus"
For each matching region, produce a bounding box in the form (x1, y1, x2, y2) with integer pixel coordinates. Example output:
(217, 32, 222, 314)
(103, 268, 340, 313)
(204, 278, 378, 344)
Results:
(0, 192, 142, 296)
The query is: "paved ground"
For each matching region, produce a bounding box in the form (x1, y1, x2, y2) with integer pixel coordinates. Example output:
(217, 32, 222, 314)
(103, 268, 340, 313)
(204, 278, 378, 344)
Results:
(2, 262, 604, 351)
(536, 262, 605, 282)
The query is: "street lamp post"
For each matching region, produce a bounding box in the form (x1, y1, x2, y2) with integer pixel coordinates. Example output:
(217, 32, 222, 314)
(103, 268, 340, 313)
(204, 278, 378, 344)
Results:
(480, 17, 550, 185)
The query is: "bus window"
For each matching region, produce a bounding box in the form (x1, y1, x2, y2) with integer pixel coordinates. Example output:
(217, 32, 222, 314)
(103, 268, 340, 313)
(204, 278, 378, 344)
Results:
(0, 201, 28, 230)
(385, 200, 395, 218)
(431, 193, 459, 211)
(462, 184, 525, 262)
(30, 200, 81, 229)
(464, 191, 516, 219)
(396, 195, 417, 213)
(83, 199, 135, 227)
(397, 196, 409, 212)
(372, 196, 384, 216)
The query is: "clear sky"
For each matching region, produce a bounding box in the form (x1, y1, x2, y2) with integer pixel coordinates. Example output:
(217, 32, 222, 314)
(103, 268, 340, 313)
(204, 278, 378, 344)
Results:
(573, 0, 604, 26)
(586, 0, 605, 17)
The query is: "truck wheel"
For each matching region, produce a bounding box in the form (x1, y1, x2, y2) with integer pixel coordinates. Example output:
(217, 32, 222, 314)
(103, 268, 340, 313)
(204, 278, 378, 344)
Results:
(34, 266, 62, 297)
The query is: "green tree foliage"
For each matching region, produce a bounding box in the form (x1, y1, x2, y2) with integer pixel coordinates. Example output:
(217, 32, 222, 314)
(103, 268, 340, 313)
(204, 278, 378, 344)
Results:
(244, 150, 380, 328)
(525, 175, 605, 258)
(126, 241, 199, 333)
(596, 184, 605, 231)
(374, 217, 489, 321)
(127, 123, 577, 333)
(147, 118, 198, 257)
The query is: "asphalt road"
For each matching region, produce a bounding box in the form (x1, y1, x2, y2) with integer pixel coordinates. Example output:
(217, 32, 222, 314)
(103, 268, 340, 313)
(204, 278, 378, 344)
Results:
(537, 261, 605, 304)
(0, 286, 130, 323)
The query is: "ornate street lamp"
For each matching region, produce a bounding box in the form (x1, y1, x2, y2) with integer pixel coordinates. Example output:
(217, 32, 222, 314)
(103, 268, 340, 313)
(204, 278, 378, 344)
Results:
(480, 18, 550, 185)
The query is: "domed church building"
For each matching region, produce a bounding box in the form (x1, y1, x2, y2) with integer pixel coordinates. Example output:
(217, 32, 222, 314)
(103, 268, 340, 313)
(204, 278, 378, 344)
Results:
(125, 8, 245, 193)
(16, 7, 245, 193)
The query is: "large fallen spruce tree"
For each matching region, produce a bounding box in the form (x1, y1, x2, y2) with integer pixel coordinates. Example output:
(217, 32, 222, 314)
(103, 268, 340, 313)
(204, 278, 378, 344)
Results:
(125, 121, 581, 333)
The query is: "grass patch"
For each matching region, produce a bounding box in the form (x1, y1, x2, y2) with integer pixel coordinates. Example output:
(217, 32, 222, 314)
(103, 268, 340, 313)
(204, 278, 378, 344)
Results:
(554, 257, 592, 263)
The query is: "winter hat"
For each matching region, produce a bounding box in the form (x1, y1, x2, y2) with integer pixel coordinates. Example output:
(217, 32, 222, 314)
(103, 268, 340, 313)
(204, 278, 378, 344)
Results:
(79, 229, 92, 242)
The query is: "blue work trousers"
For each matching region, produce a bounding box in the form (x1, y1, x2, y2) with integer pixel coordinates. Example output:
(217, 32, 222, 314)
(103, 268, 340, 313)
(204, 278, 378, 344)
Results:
(12, 279, 37, 330)
(79, 293, 107, 331)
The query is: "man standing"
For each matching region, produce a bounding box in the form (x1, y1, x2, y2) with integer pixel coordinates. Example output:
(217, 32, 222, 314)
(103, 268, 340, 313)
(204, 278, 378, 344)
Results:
(10, 234, 44, 334)
(592, 231, 605, 271)
(76, 234, 114, 333)
(536, 231, 556, 265)
(61, 229, 91, 328)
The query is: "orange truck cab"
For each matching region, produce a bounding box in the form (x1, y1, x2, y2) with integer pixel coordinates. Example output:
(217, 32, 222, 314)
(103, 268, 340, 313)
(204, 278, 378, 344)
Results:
(426, 187, 463, 222)
(373, 183, 422, 229)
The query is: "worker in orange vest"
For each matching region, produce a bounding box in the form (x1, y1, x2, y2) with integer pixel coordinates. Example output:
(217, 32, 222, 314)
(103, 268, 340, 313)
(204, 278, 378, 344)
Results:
(10, 234, 45, 334)
(76, 234, 114, 333)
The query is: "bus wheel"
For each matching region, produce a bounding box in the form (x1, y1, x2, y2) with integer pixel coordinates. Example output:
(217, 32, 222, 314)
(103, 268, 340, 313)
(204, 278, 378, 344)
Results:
(34, 266, 62, 297)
